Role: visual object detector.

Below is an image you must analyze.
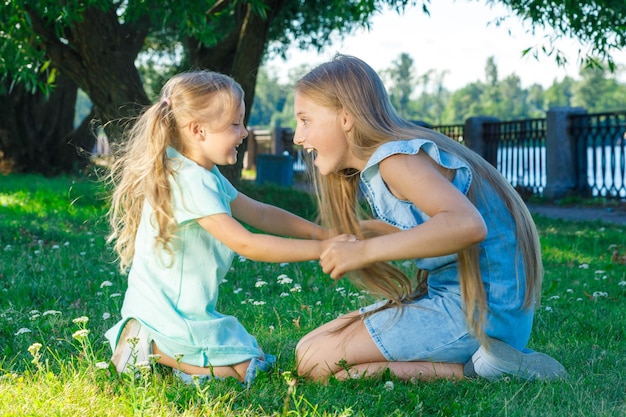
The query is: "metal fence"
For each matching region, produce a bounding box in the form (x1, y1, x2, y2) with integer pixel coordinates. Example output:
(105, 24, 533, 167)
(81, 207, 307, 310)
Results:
(431, 111, 626, 199)
(569, 112, 626, 198)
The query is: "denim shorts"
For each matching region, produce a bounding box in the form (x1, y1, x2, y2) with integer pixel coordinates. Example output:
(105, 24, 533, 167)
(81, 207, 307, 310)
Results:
(361, 293, 479, 364)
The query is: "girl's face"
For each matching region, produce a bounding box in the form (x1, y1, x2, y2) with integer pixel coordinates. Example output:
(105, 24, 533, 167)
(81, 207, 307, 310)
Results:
(293, 92, 364, 175)
(193, 100, 248, 170)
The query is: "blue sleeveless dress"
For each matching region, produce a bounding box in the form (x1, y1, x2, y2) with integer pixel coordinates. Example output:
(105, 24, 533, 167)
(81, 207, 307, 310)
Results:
(358, 139, 534, 363)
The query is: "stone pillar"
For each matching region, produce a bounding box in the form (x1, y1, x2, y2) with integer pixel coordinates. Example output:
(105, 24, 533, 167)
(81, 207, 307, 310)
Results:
(544, 107, 587, 200)
(464, 116, 499, 165)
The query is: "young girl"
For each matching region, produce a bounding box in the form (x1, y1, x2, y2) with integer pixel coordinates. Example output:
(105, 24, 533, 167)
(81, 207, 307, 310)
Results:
(105, 70, 340, 385)
(292, 54, 567, 382)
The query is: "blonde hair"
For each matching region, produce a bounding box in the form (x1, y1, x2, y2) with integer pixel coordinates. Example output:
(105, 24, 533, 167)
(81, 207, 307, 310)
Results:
(296, 54, 543, 342)
(107, 70, 244, 272)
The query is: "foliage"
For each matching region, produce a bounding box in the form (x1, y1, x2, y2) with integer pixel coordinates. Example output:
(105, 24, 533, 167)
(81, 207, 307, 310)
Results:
(492, 0, 626, 70)
(1, 173, 625, 416)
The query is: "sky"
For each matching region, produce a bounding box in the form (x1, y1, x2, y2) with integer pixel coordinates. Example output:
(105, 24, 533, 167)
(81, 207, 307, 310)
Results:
(264, 0, 626, 91)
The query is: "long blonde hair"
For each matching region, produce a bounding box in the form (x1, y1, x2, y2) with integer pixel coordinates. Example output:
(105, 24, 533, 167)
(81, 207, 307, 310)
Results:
(107, 70, 244, 272)
(296, 54, 543, 342)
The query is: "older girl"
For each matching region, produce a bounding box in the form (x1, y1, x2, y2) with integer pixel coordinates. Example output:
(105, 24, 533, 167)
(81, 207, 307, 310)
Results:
(293, 54, 567, 382)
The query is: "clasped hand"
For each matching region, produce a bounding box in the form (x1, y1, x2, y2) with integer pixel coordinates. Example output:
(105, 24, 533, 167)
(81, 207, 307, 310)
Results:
(320, 234, 367, 279)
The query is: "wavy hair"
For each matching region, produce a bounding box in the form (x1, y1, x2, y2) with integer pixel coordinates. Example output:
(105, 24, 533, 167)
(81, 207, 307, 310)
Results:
(107, 70, 244, 272)
(296, 54, 543, 342)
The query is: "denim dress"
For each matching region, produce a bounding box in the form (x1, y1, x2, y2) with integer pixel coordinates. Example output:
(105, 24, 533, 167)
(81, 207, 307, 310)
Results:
(358, 139, 534, 363)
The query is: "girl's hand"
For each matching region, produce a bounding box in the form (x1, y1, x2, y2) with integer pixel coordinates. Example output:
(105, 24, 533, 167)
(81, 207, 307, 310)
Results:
(319, 238, 367, 279)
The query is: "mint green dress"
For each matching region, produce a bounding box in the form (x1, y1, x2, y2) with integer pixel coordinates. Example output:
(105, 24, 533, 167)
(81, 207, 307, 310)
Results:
(105, 148, 263, 367)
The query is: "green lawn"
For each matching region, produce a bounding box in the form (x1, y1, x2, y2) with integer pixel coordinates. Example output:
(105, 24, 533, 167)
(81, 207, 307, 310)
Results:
(0, 173, 624, 416)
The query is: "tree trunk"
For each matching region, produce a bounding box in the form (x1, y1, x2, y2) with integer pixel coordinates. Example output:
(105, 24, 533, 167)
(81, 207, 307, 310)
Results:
(0, 74, 91, 175)
(25, 4, 150, 142)
(188, 0, 286, 183)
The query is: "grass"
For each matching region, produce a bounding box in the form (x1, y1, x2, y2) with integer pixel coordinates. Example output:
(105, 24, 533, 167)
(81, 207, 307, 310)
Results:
(0, 172, 625, 416)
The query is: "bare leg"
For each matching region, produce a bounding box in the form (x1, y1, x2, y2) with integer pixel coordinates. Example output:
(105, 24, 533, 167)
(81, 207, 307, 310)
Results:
(152, 343, 251, 382)
(296, 311, 463, 382)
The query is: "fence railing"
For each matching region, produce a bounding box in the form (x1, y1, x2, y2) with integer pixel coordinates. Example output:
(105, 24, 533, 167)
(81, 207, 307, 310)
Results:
(432, 109, 626, 200)
(569, 112, 626, 198)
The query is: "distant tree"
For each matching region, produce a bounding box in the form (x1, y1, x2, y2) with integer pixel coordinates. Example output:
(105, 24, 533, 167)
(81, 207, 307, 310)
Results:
(249, 69, 287, 129)
(525, 84, 546, 117)
(573, 66, 626, 112)
(443, 83, 486, 124)
(496, 74, 526, 119)
(544, 77, 576, 108)
(385, 53, 416, 118)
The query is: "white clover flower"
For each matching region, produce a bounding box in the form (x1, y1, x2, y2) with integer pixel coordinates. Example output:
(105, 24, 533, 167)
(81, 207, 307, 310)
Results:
(279, 292, 289, 297)
(566, 289, 574, 293)
(72, 329, 90, 340)
(290, 284, 302, 293)
(28, 343, 42, 356)
(52, 245, 60, 250)
(15, 328, 32, 336)
(548, 295, 560, 300)
(34, 250, 40, 255)
(80, 252, 86, 256)
(618, 281, 626, 286)
(29, 314, 41, 320)
(255, 280, 268, 288)
(277, 274, 293, 285)
(238, 255, 247, 262)
(592, 291, 608, 298)
(579, 264, 589, 269)
(253, 301, 266, 306)
(102, 312, 111, 320)
(29, 310, 40, 315)
(63, 242, 70, 246)
(545, 306, 553, 311)
(72, 316, 89, 325)
(43, 310, 61, 316)
(100, 281, 113, 288)
(384, 381, 394, 391)
(316, 301, 322, 306)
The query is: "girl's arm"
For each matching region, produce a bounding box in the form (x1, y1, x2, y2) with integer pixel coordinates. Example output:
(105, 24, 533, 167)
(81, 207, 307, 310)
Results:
(320, 152, 488, 279)
(197, 212, 326, 263)
(230, 192, 328, 240)
(359, 219, 400, 237)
